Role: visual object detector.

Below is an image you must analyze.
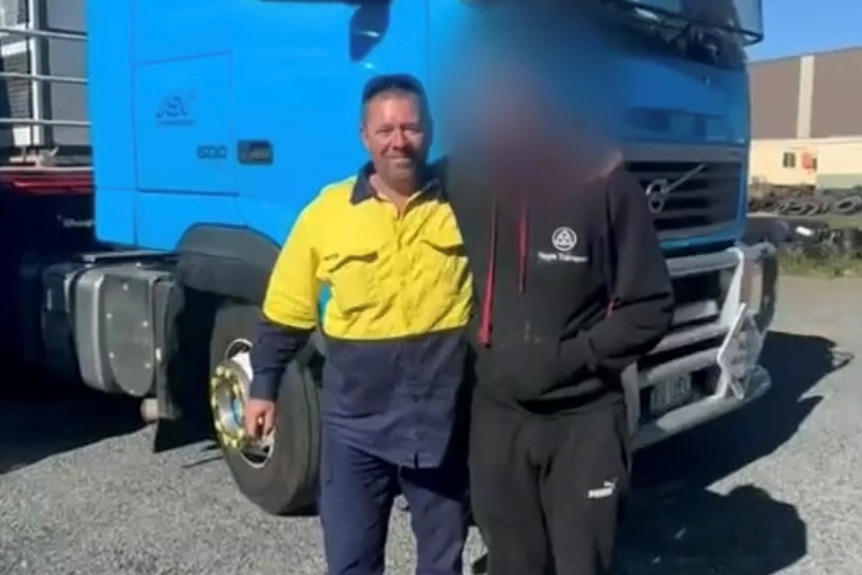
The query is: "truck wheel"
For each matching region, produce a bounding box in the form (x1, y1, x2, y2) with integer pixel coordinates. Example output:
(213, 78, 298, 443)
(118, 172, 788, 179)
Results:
(207, 303, 321, 516)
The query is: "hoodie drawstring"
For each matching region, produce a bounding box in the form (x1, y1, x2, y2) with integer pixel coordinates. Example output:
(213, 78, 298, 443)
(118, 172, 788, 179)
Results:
(477, 198, 529, 347)
(518, 203, 528, 294)
(477, 196, 497, 347)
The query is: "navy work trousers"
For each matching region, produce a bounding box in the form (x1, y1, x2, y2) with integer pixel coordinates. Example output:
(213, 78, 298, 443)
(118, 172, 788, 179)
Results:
(318, 429, 469, 575)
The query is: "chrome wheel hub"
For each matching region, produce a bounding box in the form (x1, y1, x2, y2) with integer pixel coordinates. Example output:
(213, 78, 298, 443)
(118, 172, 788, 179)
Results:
(209, 339, 273, 467)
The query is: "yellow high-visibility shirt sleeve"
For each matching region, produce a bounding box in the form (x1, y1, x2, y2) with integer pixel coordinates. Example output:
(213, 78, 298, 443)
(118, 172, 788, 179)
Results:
(262, 205, 320, 329)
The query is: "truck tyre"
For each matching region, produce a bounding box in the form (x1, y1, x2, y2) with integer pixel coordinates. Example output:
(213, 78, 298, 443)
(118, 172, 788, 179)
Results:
(208, 302, 321, 516)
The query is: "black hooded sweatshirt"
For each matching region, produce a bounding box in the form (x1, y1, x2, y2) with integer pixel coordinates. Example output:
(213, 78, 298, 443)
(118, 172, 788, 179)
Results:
(441, 155, 675, 413)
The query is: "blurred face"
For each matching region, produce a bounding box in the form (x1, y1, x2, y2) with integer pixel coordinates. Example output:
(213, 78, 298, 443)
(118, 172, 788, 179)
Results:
(361, 92, 429, 190)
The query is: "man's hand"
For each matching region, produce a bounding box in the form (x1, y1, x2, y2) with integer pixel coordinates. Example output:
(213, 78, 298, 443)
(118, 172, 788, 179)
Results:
(244, 398, 276, 440)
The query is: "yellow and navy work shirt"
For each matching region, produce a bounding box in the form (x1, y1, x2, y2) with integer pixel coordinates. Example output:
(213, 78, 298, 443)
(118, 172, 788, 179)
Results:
(249, 164, 473, 468)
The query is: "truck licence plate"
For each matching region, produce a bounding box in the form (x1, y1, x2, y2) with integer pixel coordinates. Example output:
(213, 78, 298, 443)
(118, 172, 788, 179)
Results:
(650, 375, 693, 415)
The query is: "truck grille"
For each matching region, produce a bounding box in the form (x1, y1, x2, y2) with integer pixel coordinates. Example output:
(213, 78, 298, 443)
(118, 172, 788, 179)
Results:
(626, 161, 742, 240)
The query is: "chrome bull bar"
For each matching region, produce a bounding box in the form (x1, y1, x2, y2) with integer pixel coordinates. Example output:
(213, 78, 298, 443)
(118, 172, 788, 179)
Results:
(625, 241, 779, 450)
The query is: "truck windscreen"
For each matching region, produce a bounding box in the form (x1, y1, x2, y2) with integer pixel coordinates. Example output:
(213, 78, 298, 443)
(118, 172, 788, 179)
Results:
(625, 0, 763, 43)
(601, 0, 763, 70)
(468, 1, 762, 70)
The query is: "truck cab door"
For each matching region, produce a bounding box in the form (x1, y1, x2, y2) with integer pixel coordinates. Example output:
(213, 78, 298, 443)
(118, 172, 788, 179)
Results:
(230, 0, 431, 243)
(133, 53, 237, 196)
(130, 0, 239, 196)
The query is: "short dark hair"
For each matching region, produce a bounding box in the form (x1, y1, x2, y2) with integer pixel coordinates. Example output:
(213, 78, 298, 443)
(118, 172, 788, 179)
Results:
(361, 73, 427, 106)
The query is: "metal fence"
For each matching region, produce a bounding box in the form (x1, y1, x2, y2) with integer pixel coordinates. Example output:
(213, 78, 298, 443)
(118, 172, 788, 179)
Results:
(0, 0, 89, 164)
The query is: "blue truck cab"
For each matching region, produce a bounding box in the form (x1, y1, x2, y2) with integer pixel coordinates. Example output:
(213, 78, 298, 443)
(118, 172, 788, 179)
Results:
(18, 0, 775, 515)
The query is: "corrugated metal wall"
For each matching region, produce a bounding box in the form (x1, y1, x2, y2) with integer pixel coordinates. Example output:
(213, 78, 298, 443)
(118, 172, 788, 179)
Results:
(0, 0, 27, 27)
(0, 0, 32, 149)
(2, 51, 31, 122)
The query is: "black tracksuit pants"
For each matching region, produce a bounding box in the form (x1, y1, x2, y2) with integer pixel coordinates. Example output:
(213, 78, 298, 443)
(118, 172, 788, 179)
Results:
(469, 390, 631, 575)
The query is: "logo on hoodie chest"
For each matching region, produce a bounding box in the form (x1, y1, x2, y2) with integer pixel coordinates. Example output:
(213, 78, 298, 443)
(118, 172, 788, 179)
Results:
(537, 226, 588, 264)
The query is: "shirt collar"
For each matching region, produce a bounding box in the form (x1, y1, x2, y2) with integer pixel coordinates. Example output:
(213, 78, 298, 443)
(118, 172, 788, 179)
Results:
(349, 162, 443, 204)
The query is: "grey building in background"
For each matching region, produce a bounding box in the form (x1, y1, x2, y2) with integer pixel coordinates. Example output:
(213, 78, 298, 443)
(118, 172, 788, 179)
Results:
(750, 56, 800, 140)
(809, 48, 862, 138)
(749, 46, 862, 189)
(750, 46, 862, 140)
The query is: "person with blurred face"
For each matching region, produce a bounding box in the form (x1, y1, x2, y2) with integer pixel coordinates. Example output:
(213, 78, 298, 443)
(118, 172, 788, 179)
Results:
(244, 74, 472, 575)
(444, 34, 674, 574)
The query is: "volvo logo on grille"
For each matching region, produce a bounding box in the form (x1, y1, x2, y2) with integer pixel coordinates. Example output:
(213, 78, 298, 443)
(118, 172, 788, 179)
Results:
(643, 163, 708, 215)
(644, 179, 671, 214)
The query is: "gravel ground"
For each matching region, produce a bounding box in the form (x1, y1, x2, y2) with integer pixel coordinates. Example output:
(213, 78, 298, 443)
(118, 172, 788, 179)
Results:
(1, 276, 861, 575)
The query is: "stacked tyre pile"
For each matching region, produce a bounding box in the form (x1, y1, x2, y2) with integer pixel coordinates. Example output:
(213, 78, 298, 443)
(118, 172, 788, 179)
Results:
(746, 188, 862, 261)
(748, 192, 862, 218)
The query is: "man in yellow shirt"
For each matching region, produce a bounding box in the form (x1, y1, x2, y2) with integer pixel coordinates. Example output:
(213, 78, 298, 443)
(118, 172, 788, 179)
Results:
(244, 74, 472, 575)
